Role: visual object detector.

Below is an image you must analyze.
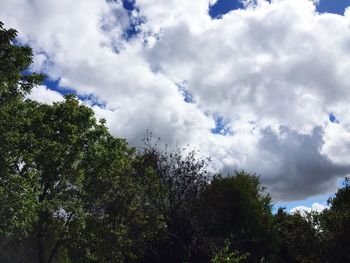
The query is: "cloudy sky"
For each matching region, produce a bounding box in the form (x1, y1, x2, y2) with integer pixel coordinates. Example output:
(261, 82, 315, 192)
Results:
(1, 0, 350, 211)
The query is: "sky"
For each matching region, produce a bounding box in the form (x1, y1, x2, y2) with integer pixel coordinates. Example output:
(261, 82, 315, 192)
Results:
(1, 0, 350, 213)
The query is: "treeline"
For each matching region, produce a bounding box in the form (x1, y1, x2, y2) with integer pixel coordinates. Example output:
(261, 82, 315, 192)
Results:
(1, 22, 350, 263)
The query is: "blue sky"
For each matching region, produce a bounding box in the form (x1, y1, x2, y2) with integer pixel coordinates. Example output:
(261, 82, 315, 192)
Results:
(209, 0, 245, 18)
(44, 79, 106, 108)
(209, 0, 350, 18)
(274, 193, 331, 212)
(317, 0, 350, 15)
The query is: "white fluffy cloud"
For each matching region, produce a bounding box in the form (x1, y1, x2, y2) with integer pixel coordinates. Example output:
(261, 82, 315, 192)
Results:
(290, 202, 328, 216)
(2, 0, 350, 201)
(27, 86, 64, 104)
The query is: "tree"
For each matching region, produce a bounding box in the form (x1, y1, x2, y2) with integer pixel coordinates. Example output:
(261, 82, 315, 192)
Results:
(64, 114, 160, 263)
(198, 171, 274, 263)
(272, 208, 325, 263)
(0, 22, 154, 263)
(134, 139, 212, 263)
(319, 177, 350, 263)
(0, 95, 144, 262)
(0, 21, 45, 260)
(0, 21, 44, 237)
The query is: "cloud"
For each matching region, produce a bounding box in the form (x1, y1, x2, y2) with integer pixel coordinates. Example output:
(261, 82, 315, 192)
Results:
(146, 0, 350, 131)
(2, 0, 350, 201)
(290, 202, 328, 216)
(321, 120, 350, 166)
(251, 127, 350, 201)
(27, 85, 64, 104)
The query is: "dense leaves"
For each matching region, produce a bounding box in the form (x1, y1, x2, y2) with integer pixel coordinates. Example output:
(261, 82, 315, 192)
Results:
(198, 172, 274, 262)
(273, 208, 325, 263)
(318, 178, 350, 263)
(1, 21, 350, 263)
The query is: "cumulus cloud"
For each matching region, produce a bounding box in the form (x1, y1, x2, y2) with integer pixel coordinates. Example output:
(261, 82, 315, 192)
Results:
(27, 85, 64, 104)
(251, 127, 350, 201)
(290, 202, 328, 216)
(2, 0, 350, 201)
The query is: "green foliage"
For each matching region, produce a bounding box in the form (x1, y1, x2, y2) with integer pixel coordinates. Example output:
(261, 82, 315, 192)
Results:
(211, 241, 248, 263)
(318, 177, 350, 263)
(328, 177, 350, 210)
(0, 94, 148, 263)
(273, 208, 325, 263)
(0, 20, 45, 237)
(198, 171, 274, 262)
